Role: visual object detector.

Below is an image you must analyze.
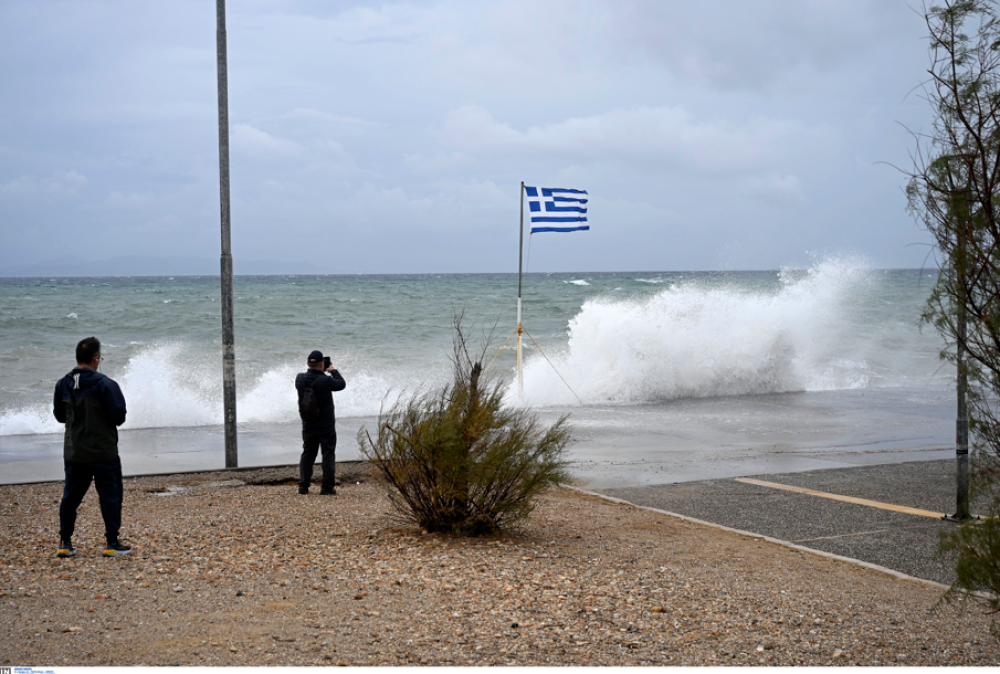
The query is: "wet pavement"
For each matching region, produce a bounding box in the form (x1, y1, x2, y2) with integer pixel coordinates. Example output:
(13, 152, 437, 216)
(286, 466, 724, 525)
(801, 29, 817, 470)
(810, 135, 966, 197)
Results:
(597, 458, 980, 585)
(561, 387, 956, 489)
(1, 386, 956, 485)
(0, 420, 369, 484)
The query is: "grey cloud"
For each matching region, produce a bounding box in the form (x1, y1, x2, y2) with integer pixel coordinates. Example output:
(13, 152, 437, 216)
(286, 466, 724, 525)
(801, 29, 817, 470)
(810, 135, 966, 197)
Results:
(441, 104, 825, 175)
(736, 173, 807, 206)
(232, 124, 304, 154)
(1, 170, 88, 199)
(280, 108, 382, 127)
(0, 0, 938, 274)
(604, 0, 920, 90)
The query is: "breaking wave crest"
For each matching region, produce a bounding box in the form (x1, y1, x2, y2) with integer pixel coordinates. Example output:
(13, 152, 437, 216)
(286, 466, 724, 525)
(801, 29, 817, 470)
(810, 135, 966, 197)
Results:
(515, 258, 939, 406)
(0, 345, 407, 436)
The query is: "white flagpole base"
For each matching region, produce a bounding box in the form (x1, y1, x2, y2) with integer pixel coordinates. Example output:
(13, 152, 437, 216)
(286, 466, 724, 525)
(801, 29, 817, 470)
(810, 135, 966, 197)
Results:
(517, 297, 523, 400)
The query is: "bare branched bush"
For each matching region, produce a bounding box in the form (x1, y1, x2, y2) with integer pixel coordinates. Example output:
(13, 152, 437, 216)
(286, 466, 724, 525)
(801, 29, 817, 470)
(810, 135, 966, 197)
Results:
(358, 316, 571, 536)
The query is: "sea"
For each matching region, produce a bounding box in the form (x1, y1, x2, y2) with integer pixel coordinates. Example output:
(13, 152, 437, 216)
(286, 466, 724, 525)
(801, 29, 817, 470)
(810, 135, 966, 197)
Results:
(0, 258, 959, 486)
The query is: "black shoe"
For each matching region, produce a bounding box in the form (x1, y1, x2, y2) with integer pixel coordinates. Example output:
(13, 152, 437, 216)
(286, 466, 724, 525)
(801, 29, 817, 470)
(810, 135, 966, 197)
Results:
(57, 539, 76, 558)
(319, 487, 337, 496)
(298, 486, 309, 495)
(103, 540, 132, 557)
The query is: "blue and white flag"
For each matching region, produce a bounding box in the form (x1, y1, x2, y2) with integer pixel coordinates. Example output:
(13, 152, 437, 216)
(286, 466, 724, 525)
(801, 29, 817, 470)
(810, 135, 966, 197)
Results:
(525, 186, 589, 233)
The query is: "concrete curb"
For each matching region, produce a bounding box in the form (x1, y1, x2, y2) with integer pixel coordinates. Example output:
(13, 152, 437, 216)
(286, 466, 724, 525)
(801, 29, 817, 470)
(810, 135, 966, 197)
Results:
(2, 460, 370, 487)
(566, 485, 951, 592)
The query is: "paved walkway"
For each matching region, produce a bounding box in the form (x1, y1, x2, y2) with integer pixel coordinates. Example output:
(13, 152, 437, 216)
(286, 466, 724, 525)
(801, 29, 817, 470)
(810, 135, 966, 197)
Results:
(596, 459, 979, 586)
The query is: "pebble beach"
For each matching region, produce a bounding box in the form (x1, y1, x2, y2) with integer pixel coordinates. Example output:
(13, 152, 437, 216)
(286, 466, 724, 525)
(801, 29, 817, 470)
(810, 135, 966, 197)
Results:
(1, 462, 998, 667)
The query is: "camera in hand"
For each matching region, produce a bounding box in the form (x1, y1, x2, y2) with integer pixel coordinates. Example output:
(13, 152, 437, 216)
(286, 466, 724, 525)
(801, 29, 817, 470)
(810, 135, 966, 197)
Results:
(323, 356, 331, 369)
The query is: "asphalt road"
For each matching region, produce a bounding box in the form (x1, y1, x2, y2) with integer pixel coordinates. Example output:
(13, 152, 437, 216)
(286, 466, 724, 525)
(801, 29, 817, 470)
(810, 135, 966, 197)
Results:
(597, 459, 985, 586)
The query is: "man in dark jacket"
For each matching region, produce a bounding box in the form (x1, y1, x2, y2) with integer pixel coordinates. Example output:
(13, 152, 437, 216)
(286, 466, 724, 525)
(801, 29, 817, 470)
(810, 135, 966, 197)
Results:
(52, 336, 131, 558)
(295, 350, 346, 495)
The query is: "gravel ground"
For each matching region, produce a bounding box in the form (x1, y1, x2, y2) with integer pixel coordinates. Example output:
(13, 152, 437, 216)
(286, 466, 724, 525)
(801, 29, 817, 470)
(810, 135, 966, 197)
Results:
(1, 462, 998, 666)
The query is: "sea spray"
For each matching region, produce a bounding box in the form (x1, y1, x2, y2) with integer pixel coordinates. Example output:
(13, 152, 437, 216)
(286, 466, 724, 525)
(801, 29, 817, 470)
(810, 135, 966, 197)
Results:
(0, 407, 54, 437)
(515, 259, 942, 405)
(117, 344, 221, 429)
(0, 341, 415, 436)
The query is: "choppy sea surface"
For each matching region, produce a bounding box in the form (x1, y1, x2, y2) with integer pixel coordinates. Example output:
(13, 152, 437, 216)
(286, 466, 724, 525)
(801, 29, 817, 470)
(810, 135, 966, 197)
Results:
(0, 258, 959, 485)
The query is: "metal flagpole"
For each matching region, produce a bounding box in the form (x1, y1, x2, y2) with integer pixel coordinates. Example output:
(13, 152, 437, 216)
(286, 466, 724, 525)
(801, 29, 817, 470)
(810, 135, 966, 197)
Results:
(216, 0, 238, 468)
(517, 181, 525, 399)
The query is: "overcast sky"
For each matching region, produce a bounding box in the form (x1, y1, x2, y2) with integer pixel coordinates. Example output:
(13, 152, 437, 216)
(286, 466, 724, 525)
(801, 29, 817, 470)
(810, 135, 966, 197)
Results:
(0, 0, 939, 275)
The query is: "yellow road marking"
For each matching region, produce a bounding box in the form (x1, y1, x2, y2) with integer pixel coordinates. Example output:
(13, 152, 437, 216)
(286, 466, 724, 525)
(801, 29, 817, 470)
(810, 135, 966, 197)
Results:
(733, 477, 947, 519)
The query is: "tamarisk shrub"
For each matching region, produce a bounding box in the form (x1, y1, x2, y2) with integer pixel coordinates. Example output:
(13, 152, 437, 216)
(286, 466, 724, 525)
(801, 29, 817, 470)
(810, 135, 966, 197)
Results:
(358, 318, 571, 536)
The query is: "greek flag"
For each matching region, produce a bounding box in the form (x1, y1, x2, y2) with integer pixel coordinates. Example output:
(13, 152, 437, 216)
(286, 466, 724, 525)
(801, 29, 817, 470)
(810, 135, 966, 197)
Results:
(525, 186, 589, 233)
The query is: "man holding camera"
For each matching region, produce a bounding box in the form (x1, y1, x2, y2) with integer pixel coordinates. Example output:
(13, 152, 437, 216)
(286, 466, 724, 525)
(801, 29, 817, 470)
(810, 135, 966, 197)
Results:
(295, 350, 346, 495)
(53, 336, 131, 557)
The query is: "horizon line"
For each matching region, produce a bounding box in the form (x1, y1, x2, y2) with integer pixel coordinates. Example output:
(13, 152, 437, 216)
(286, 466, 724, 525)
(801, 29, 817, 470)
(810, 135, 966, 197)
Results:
(0, 267, 938, 280)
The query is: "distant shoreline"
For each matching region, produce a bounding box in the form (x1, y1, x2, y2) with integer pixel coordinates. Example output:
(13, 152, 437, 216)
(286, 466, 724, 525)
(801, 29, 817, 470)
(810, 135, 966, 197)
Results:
(0, 267, 934, 280)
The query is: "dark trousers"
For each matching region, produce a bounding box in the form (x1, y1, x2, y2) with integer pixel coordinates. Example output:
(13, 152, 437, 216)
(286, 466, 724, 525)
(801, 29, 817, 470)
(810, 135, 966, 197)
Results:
(59, 457, 123, 542)
(300, 426, 336, 490)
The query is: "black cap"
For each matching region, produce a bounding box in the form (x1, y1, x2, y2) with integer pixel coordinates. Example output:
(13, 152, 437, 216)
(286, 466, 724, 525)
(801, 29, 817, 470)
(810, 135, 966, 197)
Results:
(307, 350, 324, 363)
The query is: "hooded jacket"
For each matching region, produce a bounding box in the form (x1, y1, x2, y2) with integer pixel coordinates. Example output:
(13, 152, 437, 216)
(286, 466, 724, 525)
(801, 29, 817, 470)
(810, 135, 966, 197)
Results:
(53, 367, 127, 463)
(295, 368, 346, 431)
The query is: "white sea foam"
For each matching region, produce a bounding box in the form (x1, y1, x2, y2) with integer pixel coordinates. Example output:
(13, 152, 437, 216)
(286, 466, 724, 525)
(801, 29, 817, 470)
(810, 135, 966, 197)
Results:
(567, 279, 590, 286)
(513, 258, 942, 406)
(237, 365, 402, 424)
(0, 408, 60, 436)
(0, 345, 411, 435)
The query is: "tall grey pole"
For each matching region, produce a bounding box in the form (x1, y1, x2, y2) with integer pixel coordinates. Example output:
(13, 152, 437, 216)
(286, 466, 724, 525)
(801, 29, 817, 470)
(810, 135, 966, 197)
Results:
(216, 0, 238, 468)
(942, 159, 970, 521)
(955, 188, 970, 520)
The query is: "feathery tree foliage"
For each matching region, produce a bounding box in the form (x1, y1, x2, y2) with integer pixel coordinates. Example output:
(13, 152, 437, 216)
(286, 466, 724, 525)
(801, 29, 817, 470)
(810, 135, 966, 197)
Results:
(906, 0, 1000, 628)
